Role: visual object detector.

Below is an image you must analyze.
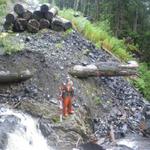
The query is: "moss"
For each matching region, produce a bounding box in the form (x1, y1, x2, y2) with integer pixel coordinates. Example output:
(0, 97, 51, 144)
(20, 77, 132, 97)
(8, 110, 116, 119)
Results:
(51, 115, 60, 123)
(93, 96, 101, 105)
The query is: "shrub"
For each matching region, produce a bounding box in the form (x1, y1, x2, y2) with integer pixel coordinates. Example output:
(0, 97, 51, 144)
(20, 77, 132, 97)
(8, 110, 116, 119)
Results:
(133, 63, 150, 101)
(0, 0, 6, 5)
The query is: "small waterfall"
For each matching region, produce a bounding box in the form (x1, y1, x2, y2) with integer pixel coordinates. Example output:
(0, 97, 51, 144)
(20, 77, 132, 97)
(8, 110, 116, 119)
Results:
(0, 107, 53, 150)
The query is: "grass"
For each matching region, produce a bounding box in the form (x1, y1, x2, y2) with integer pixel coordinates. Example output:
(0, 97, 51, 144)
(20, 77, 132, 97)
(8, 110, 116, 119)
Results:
(0, 33, 24, 55)
(59, 9, 132, 61)
(0, 1, 7, 25)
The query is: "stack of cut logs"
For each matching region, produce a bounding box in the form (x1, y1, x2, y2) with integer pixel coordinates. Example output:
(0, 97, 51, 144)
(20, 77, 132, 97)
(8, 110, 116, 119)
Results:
(3, 3, 72, 33)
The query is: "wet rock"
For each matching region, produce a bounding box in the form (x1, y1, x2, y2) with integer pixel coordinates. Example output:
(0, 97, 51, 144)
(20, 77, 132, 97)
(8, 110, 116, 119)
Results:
(0, 114, 20, 150)
(0, 132, 8, 150)
(39, 119, 53, 137)
(0, 115, 20, 133)
(107, 145, 133, 150)
(25, 36, 32, 42)
(81, 61, 88, 66)
(79, 142, 105, 150)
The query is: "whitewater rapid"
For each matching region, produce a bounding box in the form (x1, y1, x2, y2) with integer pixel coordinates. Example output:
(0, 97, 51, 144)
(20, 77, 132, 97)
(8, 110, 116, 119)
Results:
(0, 107, 53, 150)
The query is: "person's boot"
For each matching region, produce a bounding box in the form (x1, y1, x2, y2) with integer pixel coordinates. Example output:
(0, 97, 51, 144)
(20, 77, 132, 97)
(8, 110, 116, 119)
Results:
(69, 109, 74, 114)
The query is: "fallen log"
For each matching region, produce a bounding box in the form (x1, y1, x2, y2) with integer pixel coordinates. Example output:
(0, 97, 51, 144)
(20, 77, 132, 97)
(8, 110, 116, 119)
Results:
(13, 18, 27, 32)
(22, 10, 32, 20)
(40, 4, 50, 13)
(27, 19, 40, 33)
(45, 7, 58, 21)
(5, 13, 16, 24)
(14, 4, 25, 17)
(51, 16, 72, 31)
(32, 10, 44, 21)
(39, 18, 50, 29)
(0, 69, 33, 83)
(3, 21, 13, 31)
(69, 62, 138, 78)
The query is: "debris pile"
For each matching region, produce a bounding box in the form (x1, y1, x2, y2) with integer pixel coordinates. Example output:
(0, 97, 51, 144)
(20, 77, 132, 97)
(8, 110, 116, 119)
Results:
(3, 3, 72, 33)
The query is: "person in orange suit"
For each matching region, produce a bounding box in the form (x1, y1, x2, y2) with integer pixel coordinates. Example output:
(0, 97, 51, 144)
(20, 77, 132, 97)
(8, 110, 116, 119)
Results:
(59, 77, 74, 117)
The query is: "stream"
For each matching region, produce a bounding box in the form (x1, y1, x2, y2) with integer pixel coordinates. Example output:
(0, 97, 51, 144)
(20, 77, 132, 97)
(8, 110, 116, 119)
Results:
(0, 106, 53, 150)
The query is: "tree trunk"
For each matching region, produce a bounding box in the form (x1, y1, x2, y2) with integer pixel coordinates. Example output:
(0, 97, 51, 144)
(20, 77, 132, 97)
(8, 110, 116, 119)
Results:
(14, 4, 25, 17)
(22, 10, 32, 21)
(39, 18, 50, 29)
(133, 9, 138, 32)
(27, 19, 40, 33)
(44, 7, 58, 21)
(51, 16, 72, 31)
(0, 70, 32, 83)
(69, 62, 138, 78)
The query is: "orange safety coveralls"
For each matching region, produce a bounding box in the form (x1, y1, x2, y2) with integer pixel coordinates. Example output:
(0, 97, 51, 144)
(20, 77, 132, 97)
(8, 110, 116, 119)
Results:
(62, 83, 74, 116)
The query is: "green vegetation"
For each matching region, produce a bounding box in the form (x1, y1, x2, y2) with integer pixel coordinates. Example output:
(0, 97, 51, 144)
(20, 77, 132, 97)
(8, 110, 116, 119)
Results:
(60, 9, 150, 101)
(0, 33, 24, 55)
(0, 0, 7, 24)
(133, 63, 150, 101)
(39, 0, 49, 3)
(55, 0, 150, 62)
(94, 96, 101, 105)
(60, 9, 132, 61)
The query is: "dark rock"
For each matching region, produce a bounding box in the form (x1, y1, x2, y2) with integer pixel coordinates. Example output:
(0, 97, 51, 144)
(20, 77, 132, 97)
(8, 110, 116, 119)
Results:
(0, 115, 20, 133)
(39, 119, 53, 137)
(0, 132, 8, 150)
(79, 142, 105, 150)
(25, 36, 31, 42)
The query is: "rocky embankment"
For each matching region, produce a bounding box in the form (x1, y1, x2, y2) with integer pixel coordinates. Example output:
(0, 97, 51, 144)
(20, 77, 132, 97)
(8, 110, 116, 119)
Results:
(0, 29, 150, 150)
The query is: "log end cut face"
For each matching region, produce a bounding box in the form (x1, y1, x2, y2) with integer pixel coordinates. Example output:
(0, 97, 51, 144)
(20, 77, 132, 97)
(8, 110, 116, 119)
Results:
(27, 19, 40, 33)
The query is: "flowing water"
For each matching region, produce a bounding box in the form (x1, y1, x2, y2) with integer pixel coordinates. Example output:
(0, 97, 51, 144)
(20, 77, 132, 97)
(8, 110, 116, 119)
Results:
(0, 106, 53, 150)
